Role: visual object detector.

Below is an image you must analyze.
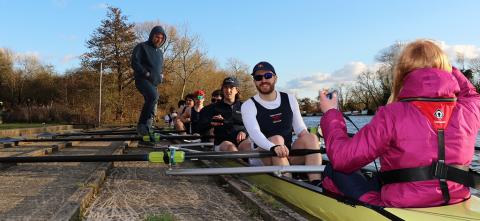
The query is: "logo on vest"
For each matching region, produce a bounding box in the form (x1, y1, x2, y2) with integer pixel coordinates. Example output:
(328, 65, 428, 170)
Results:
(433, 109, 444, 120)
(270, 113, 282, 123)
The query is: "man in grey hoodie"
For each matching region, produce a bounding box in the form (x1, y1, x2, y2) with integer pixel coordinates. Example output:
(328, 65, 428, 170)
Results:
(131, 25, 166, 136)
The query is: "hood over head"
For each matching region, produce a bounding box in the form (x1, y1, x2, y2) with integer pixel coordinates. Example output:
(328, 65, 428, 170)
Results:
(398, 67, 460, 99)
(148, 25, 166, 48)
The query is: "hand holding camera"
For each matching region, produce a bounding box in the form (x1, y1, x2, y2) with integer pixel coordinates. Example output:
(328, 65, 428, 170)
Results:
(318, 89, 339, 113)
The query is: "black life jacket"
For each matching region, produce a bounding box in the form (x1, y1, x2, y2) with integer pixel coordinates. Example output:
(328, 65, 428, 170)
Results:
(380, 97, 477, 205)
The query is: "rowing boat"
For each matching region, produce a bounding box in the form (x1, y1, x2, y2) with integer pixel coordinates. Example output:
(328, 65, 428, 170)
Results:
(210, 159, 480, 221)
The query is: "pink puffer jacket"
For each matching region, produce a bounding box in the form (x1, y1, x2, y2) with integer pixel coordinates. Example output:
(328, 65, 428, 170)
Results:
(320, 67, 480, 207)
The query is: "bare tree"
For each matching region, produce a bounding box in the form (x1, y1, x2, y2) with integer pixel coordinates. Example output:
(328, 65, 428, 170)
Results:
(14, 54, 45, 104)
(298, 97, 316, 114)
(169, 27, 209, 99)
(0, 48, 15, 104)
(469, 58, 480, 73)
(225, 58, 256, 100)
(375, 41, 404, 105)
(376, 41, 404, 67)
(352, 70, 384, 112)
(456, 51, 465, 71)
(333, 83, 350, 111)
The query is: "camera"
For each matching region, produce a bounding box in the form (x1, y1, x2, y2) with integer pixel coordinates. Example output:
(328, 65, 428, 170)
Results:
(326, 89, 338, 100)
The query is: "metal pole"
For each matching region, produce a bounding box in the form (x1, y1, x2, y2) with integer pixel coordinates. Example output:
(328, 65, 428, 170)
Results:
(98, 62, 103, 126)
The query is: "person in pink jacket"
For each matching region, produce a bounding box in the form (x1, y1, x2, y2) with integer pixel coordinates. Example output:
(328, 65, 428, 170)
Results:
(318, 39, 480, 208)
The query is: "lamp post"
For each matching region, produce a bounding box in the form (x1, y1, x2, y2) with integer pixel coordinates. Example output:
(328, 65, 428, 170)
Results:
(98, 62, 102, 127)
(0, 101, 3, 124)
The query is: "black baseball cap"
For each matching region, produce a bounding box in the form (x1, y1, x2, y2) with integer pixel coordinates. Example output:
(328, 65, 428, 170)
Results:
(222, 77, 239, 87)
(251, 61, 276, 76)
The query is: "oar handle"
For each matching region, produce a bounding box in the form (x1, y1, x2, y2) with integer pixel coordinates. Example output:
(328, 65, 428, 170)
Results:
(148, 151, 185, 163)
(142, 134, 214, 142)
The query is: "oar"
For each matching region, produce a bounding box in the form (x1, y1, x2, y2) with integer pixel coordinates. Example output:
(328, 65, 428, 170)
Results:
(54, 129, 186, 137)
(0, 149, 323, 164)
(0, 134, 213, 144)
(166, 165, 326, 176)
(80, 127, 169, 133)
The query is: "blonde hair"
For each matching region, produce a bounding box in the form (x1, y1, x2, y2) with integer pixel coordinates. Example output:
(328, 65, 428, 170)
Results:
(389, 39, 452, 103)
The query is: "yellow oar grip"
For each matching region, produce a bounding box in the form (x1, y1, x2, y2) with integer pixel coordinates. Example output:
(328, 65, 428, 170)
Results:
(148, 151, 185, 163)
(142, 133, 161, 142)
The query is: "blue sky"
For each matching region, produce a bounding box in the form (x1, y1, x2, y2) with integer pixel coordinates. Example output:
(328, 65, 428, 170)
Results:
(1, 0, 479, 98)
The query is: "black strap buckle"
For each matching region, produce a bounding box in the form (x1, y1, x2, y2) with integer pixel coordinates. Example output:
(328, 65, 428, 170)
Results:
(432, 160, 448, 180)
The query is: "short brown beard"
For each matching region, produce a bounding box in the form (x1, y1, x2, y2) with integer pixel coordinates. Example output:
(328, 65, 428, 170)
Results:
(256, 83, 275, 95)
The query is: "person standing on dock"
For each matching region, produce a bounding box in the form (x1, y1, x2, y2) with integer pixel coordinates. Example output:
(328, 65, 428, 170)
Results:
(318, 39, 480, 207)
(241, 61, 322, 185)
(131, 25, 166, 136)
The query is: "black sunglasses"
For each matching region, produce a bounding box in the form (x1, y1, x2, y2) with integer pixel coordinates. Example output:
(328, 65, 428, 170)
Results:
(253, 72, 275, 81)
(211, 98, 222, 103)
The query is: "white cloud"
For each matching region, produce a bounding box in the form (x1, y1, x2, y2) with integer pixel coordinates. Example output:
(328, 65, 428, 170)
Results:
(331, 61, 369, 80)
(92, 3, 109, 10)
(283, 62, 375, 98)
(60, 54, 78, 64)
(443, 44, 480, 60)
(424, 40, 480, 61)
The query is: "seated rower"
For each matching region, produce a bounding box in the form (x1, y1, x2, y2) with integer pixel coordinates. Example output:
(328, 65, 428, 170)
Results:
(318, 39, 480, 207)
(199, 77, 251, 151)
(241, 61, 322, 185)
(175, 93, 194, 134)
(181, 90, 205, 135)
(199, 89, 225, 142)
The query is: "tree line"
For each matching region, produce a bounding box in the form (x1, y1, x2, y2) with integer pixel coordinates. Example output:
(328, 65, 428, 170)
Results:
(0, 7, 256, 124)
(0, 6, 479, 124)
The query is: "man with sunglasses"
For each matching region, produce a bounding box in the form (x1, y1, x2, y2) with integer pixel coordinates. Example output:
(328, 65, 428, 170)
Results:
(241, 61, 322, 185)
(210, 89, 223, 104)
(199, 77, 251, 151)
(196, 89, 224, 140)
(180, 90, 205, 134)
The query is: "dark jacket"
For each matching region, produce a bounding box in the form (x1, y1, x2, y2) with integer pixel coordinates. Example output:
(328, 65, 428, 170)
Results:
(199, 100, 247, 145)
(131, 26, 166, 85)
